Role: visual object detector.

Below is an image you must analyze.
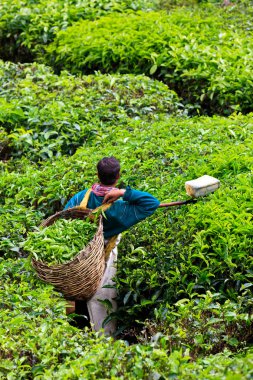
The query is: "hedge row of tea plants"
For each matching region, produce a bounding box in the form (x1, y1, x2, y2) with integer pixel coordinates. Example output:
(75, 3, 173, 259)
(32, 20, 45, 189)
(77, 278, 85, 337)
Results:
(2, 1, 253, 115)
(45, 4, 253, 114)
(1, 103, 252, 320)
(2, 259, 253, 378)
(0, 259, 174, 379)
(1, 1, 253, 375)
(1, 105, 253, 376)
(0, 0, 157, 61)
(0, 60, 181, 161)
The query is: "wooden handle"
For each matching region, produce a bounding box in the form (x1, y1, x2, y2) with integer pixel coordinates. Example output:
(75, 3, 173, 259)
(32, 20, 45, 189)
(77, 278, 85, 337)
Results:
(159, 199, 197, 207)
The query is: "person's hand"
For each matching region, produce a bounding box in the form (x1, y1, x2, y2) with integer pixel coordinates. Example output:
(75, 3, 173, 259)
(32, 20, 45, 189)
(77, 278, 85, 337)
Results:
(102, 189, 125, 204)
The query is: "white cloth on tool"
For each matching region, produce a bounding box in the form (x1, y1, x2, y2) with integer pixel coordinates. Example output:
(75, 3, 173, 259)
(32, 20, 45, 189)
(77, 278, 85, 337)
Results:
(87, 235, 120, 336)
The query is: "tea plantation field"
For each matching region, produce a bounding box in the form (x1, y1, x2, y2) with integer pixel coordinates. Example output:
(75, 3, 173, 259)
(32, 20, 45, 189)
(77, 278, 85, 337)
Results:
(0, 0, 253, 378)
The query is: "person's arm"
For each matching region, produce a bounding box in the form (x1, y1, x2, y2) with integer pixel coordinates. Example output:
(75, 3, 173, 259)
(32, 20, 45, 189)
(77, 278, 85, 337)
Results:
(104, 186, 160, 227)
(122, 186, 160, 220)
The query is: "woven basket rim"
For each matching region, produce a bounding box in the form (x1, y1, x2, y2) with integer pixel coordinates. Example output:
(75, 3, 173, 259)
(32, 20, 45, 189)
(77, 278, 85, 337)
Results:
(40, 206, 93, 228)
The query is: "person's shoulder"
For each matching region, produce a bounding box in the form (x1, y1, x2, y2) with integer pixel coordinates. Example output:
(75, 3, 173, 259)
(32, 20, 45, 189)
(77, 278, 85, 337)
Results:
(70, 189, 88, 205)
(75, 189, 87, 197)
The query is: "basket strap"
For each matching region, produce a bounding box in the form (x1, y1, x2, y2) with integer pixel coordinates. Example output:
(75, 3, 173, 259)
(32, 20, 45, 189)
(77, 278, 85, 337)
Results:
(80, 188, 112, 213)
(104, 235, 119, 260)
(92, 203, 112, 213)
(80, 188, 92, 209)
(80, 188, 119, 259)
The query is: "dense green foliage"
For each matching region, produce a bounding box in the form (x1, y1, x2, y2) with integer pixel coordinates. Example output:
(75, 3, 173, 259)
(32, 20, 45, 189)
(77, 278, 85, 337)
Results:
(0, 258, 253, 378)
(1, 0, 253, 378)
(0, 205, 42, 258)
(2, 1, 253, 115)
(0, 0, 157, 61)
(46, 4, 253, 114)
(0, 60, 181, 161)
(1, 104, 252, 328)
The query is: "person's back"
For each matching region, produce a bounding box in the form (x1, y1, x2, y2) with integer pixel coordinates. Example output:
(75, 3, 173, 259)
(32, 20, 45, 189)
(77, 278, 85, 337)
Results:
(64, 157, 160, 238)
(65, 186, 159, 238)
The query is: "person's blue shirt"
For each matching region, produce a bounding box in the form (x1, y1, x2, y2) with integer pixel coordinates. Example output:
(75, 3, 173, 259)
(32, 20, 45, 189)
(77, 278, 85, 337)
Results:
(64, 186, 160, 239)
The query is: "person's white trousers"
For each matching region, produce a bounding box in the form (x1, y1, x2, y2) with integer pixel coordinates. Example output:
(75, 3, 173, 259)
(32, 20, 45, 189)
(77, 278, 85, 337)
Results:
(87, 235, 120, 336)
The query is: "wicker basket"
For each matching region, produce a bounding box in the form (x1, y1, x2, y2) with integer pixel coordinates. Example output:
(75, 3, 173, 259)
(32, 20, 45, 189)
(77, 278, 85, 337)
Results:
(31, 207, 105, 301)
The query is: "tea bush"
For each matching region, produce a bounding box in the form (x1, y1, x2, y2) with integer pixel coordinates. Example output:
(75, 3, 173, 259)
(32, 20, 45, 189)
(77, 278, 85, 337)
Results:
(1, 114, 252, 319)
(1, 2, 253, 375)
(0, 0, 157, 61)
(1, 260, 253, 379)
(179, 349, 253, 379)
(0, 204, 43, 257)
(1, 118, 253, 373)
(1, 258, 253, 378)
(145, 291, 253, 356)
(2, 112, 252, 210)
(0, 60, 182, 161)
(46, 4, 253, 114)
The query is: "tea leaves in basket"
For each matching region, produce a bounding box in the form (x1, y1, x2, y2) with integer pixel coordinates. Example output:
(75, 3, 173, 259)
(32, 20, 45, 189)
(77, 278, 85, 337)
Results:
(23, 219, 97, 265)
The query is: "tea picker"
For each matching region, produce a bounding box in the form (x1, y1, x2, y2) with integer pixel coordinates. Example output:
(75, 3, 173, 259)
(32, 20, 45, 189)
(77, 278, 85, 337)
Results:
(32, 158, 220, 336)
(33, 157, 158, 334)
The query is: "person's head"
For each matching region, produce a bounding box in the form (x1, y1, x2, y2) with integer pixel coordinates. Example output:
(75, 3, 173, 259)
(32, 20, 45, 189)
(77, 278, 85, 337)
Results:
(97, 156, 120, 185)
